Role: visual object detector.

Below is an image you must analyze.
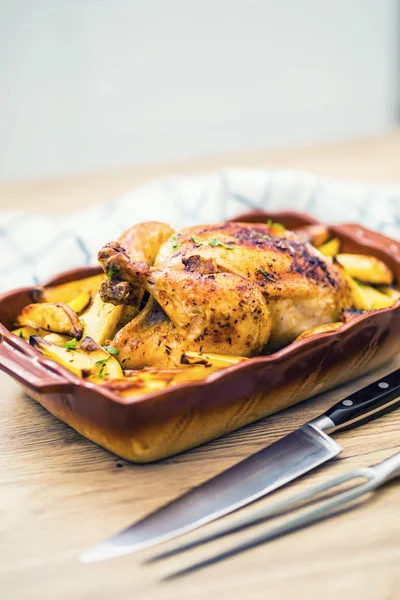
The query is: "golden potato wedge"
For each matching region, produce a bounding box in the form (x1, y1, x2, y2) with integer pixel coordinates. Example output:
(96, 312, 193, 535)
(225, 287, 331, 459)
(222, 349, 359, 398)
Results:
(342, 308, 375, 322)
(43, 332, 72, 345)
(30, 335, 123, 379)
(377, 285, 400, 302)
(317, 237, 341, 257)
(295, 322, 343, 341)
(12, 326, 47, 340)
(180, 351, 247, 368)
(104, 364, 227, 396)
(115, 304, 140, 330)
(30, 336, 90, 377)
(66, 291, 91, 314)
(335, 253, 393, 285)
(79, 337, 124, 379)
(80, 293, 123, 345)
(348, 279, 395, 310)
(15, 302, 83, 339)
(295, 224, 331, 247)
(33, 273, 104, 304)
(97, 374, 169, 394)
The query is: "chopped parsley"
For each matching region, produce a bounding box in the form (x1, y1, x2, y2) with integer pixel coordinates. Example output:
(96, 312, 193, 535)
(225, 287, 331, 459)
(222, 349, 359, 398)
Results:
(267, 219, 285, 231)
(259, 269, 269, 277)
(102, 345, 119, 356)
(171, 235, 179, 250)
(65, 338, 77, 351)
(107, 266, 120, 280)
(208, 238, 236, 249)
(194, 308, 204, 314)
(95, 356, 111, 367)
(18, 330, 24, 339)
(191, 235, 207, 245)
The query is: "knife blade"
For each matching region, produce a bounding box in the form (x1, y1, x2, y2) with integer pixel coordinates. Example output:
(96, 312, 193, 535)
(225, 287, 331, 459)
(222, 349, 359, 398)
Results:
(80, 367, 400, 564)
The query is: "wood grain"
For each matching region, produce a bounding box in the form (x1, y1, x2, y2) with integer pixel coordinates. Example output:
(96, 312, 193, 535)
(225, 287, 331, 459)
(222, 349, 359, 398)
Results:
(1, 134, 400, 599)
(1, 359, 399, 600)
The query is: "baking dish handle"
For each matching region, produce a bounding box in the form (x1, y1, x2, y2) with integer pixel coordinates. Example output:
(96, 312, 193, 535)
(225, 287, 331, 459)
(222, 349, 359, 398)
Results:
(0, 329, 74, 393)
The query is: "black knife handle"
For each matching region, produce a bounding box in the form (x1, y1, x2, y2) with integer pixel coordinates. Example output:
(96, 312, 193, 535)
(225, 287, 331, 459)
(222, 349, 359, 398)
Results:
(324, 368, 400, 429)
(325, 369, 400, 428)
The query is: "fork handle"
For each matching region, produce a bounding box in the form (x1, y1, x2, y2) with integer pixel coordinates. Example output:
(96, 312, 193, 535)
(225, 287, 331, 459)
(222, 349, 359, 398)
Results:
(372, 452, 400, 483)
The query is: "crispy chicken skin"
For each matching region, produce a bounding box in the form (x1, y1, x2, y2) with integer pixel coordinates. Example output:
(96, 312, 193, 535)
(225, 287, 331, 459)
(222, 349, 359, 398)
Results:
(99, 221, 352, 367)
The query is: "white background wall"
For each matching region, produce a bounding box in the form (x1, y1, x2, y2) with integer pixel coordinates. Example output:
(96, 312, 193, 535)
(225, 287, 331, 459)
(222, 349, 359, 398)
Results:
(0, 0, 399, 181)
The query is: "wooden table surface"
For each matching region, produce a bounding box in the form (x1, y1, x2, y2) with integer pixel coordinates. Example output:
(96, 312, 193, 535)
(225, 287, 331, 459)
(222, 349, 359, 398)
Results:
(1, 133, 400, 600)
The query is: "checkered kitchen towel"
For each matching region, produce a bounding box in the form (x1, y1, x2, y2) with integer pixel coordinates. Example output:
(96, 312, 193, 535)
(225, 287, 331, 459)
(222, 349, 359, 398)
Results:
(1, 169, 399, 292)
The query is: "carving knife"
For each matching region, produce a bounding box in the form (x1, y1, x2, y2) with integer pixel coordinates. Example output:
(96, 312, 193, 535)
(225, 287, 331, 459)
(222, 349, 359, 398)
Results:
(80, 367, 400, 563)
(160, 450, 400, 579)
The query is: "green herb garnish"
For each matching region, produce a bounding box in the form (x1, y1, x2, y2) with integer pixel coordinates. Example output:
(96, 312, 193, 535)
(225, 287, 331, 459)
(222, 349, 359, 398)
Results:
(208, 238, 236, 249)
(259, 269, 269, 277)
(191, 235, 208, 245)
(102, 345, 119, 356)
(172, 235, 179, 250)
(267, 219, 285, 231)
(18, 330, 24, 339)
(194, 308, 204, 314)
(95, 356, 111, 367)
(65, 339, 77, 351)
(107, 266, 120, 280)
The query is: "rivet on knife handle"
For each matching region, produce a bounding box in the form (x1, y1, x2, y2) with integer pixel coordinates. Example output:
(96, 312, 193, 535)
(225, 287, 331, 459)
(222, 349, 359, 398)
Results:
(323, 368, 400, 431)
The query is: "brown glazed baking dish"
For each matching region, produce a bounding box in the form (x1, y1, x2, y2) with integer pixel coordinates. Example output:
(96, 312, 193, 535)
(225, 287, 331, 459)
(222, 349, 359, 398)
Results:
(0, 211, 399, 463)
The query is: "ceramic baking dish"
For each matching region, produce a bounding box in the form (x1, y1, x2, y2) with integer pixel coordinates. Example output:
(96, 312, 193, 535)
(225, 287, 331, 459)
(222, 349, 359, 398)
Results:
(0, 211, 399, 462)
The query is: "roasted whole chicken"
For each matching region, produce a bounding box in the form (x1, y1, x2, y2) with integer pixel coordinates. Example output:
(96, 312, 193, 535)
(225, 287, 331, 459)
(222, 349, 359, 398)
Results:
(98, 221, 353, 368)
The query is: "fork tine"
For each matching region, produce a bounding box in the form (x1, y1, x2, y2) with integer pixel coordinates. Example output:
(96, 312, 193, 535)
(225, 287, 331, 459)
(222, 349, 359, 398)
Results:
(162, 475, 375, 580)
(149, 468, 371, 563)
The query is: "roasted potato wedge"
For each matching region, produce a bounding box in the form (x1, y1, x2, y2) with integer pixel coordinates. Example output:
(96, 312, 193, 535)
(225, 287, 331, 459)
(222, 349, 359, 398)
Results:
(30, 335, 123, 379)
(104, 364, 228, 396)
(66, 292, 91, 314)
(80, 293, 123, 345)
(79, 336, 124, 379)
(43, 332, 72, 345)
(317, 237, 341, 257)
(101, 376, 169, 394)
(295, 224, 331, 247)
(116, 305, 140, 330)
(15, 302, 83, 339)
(335, 253, 393, 285)
(295, 322, 343, 341)
(12, 326, 47, 340)
(181, 351, 247, 367)
(33, 273, 104, 304)
(348, 279, 395, 310)
(377, 286, 400, 302)
(342, 308, 375, 322)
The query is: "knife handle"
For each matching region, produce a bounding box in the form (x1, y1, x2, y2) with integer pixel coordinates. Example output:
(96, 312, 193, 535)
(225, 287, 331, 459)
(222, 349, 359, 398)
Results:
(324, 368, 400, 429)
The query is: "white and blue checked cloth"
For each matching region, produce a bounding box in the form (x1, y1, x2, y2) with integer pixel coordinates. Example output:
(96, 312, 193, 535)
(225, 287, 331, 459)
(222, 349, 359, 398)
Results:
(1, 169, 399, 293)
